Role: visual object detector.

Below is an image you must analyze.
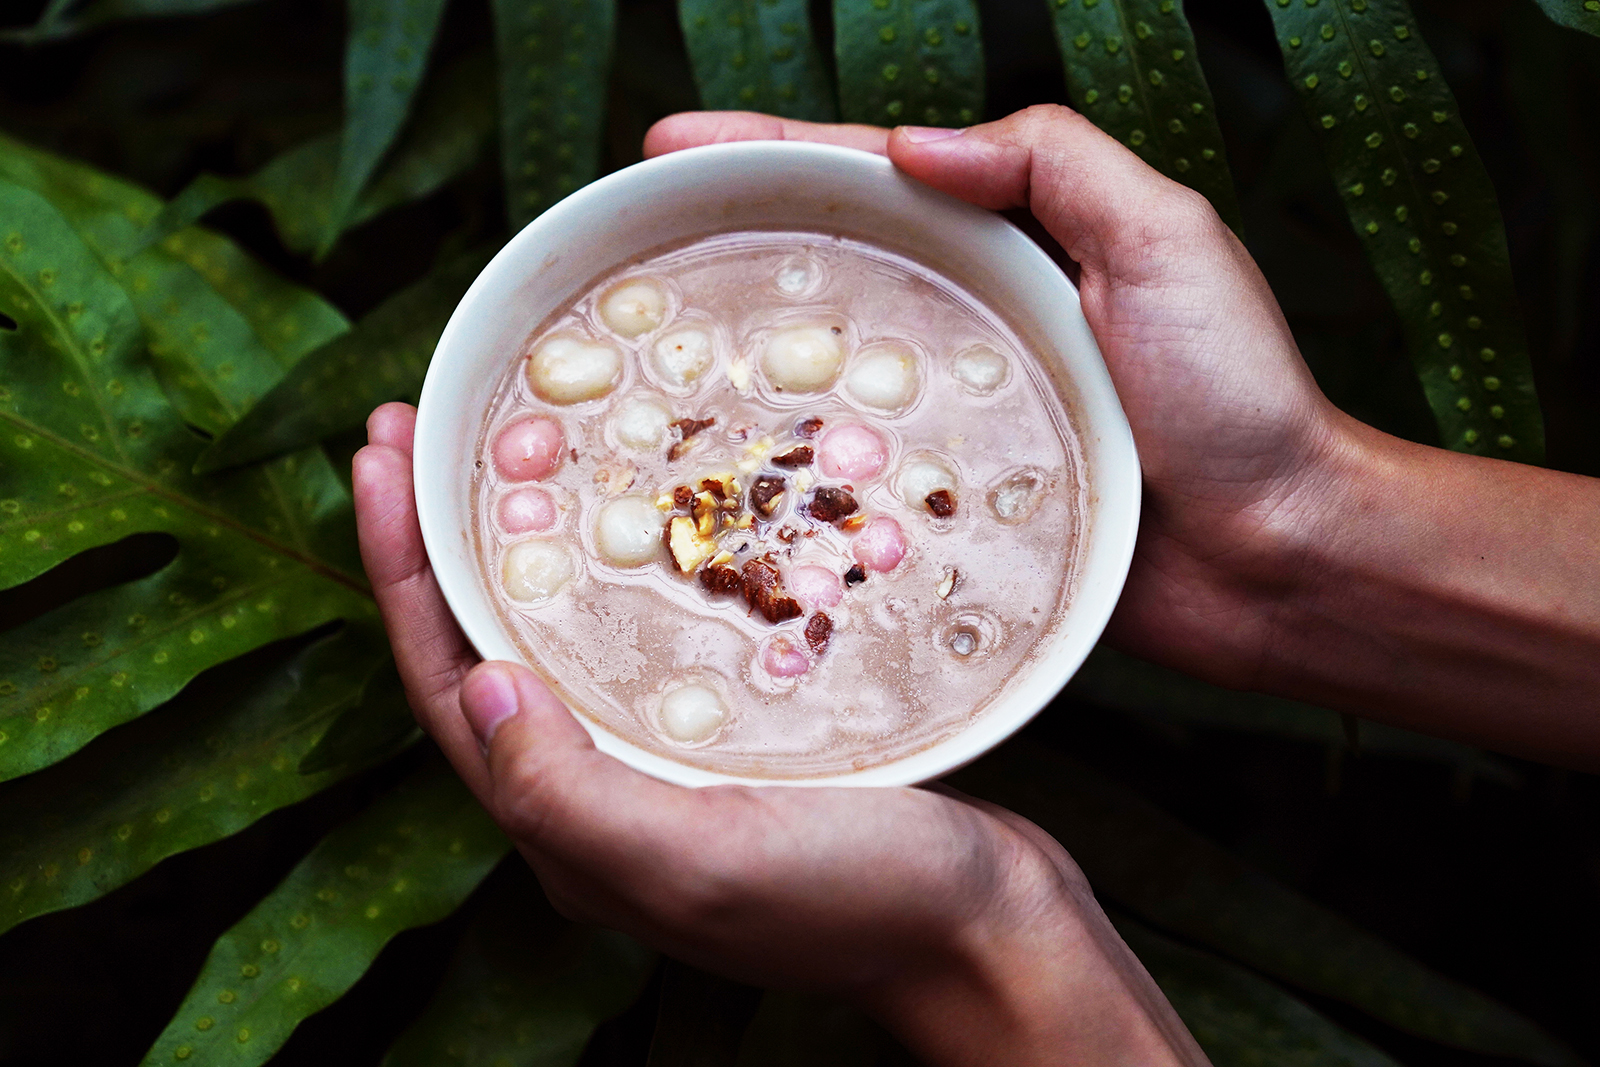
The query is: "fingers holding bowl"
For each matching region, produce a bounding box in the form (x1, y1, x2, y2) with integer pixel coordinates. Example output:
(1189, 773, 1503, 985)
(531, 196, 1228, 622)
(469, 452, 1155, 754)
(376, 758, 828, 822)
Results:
(643, 110, 892, 158)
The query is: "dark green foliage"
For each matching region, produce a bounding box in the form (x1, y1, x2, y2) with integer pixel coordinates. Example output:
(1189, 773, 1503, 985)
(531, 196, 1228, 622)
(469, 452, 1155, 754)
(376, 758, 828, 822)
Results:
(954, 746, 1585, 1067)
(1533, 0, 1600, 38)
(1072, 646, 1520, 783)
(0, 165, 372, 781)
(647, 962, 764, 1067)
(0, 626, 386, 935)
(493, 0, 618, 228)
(331, 0, 452, 254)
(140, 762, 509, 1067)
(832, 0, 983, 127)
(1044, 0, 1242, 231)
(1264, 0, 1543, 462)
(0, 0, 259, 43)
(678, 0, 838, 120)
(383, 864, 656, 1066)
(138, 52, 497, 258)
(197, 246, 496, 474)
(1119, 920, 1405, 1067)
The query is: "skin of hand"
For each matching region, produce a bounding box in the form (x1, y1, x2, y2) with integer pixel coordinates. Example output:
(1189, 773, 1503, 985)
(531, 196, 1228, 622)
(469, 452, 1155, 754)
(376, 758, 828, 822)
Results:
(643, 106, 1600, 769)
(354, 402, 1208, 1067)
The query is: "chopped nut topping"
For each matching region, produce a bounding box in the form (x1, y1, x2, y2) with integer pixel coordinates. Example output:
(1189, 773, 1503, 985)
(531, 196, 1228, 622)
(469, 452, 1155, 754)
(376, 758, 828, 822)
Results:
(668, 516, 717, 573)
(672, 485, 694, 508)
(740, 559, 803, 623)
(750, 474, 786, 518)
(667, 417, 715, 461)
(844, 563, 867, 586)
(794, 417, 824, 439)
(771, 445, 814, 468)
(806, 486, 859, 525)
(925, 489, 956, 518)
(700, 564, 742, 596)
(840, 514, 866, 532)
(805, 613, 833, 654)
(936, 567, 959, 599)
(776, 525, 799, 544)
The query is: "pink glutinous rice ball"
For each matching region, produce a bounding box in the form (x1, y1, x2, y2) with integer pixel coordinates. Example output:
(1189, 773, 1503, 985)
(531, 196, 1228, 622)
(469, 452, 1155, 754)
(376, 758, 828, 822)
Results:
(786, 564, 843, 611)
(760, 635, 811, 678)
(498, 487, 560, 534)
(817, 424, 887, 482)
(493, 416, 565, 481)
(851, 516, 907, 573)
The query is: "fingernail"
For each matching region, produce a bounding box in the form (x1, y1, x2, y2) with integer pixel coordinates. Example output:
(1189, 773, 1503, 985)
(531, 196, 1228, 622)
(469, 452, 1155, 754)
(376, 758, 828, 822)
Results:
(899, 125, 965, 144)
(462, 664, 520, 747)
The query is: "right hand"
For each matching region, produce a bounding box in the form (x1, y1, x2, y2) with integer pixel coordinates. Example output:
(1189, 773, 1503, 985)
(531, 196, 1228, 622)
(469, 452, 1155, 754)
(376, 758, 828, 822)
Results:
(645, 105, 1353, 692)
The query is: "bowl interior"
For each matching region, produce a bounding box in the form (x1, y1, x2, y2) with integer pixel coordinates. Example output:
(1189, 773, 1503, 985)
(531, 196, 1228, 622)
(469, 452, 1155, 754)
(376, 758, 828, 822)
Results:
(414, 141, 1139, 787)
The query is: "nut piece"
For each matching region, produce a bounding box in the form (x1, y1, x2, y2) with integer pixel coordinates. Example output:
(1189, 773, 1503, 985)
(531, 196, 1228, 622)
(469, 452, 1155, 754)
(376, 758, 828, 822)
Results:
(749, 474, 787, 519)
(843, 563, 867, 586)
(699, 564, 742, 596)
(804, 612, 833, 654)
(806, 486, 859, 525)
(667, 416, 716, 462)
(794, 417, 824, 438)
(936, 567, 959, 599)
(770, 445, 814, 468)
(669, 515, 718, 573)
(741, 559, 803, 623)
(925, 489, 957, 517)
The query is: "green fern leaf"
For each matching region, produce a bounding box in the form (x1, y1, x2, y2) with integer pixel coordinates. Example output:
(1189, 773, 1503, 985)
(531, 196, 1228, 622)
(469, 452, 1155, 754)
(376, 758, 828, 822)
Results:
(0, 151, 375, 780)
(677, 0, 838, 120)
(1532, 0, 1600, 38)
(135, 52, 496, 258)
(1044, 0, 1241, 232)
(955, 746, 1585, 1067)
(1119, 919, 1405, 1067)
(139, 761, 508, 1067)
(833, 0, 983, 127)
(328, 0, 452, 253)
(382, 864, 655, 1066)
(0, 0, 259, 43)
(1072, 646, 1520, 784)
(0, 626, 388, 936)
(1264, 0, 1544, 462)
(492, 0, 617, 229)
(195, 245, 495, 474)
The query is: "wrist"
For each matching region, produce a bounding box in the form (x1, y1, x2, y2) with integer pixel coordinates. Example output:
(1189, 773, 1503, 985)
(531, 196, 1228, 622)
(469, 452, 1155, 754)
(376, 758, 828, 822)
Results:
(856, 833, 1202, 1067)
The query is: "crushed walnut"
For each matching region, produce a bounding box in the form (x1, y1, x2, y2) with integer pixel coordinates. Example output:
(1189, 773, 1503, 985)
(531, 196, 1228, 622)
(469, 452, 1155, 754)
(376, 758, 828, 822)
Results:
(806, 486, 858, 525)
(749, 474, 786, 518)
(740, 559, 802, 623)
(804, 613, 833, 654)
(925, 489, 956, 518)
(794, 417, 824, 438)
(667, 416, 715, 462)
(771, 445, 813, 468)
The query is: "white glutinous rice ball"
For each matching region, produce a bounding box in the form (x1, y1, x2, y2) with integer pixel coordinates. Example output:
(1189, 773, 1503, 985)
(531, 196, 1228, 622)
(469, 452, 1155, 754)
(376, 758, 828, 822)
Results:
(845, 342, 921, 412)
(951, 344, 1011, 395)
(650, 327, 716, 390)
(501, 539, 574, 601)
(660, 683, 727, 743)
(612, 395, 673, 450)
(760, 325, 845, 393)
(594, 495, 664, 567)
(898, 456, 958, 509)
(599, 279, 668, 338)
(528, 335, 623, 404)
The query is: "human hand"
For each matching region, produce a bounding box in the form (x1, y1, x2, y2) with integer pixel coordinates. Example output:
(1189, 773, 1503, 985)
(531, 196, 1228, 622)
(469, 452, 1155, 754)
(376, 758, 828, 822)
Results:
(352, 401, 1207, 1067)
(643, 107, 1352, 693)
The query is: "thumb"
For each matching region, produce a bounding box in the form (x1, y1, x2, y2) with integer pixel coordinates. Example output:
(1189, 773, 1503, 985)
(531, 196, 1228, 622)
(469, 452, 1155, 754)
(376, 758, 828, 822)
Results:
(886, 104, 1234, 283)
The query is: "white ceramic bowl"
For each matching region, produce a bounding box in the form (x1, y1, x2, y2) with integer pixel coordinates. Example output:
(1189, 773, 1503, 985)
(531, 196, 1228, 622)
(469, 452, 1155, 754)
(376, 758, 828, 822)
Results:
(414, 141, 1140, 788)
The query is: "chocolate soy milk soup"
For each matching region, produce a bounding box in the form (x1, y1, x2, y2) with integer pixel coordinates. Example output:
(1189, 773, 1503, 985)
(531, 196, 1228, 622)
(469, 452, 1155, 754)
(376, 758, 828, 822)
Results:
(472, 231, 1085, 778)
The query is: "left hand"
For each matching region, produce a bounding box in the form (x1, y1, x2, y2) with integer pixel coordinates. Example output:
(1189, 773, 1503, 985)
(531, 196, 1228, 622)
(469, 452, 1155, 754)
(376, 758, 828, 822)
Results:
(352, 401, 1206, 1067)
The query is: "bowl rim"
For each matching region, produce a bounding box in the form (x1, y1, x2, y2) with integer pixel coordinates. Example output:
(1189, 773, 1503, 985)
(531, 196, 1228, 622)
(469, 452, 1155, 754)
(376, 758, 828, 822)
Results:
(414, 139, 1140, 788)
